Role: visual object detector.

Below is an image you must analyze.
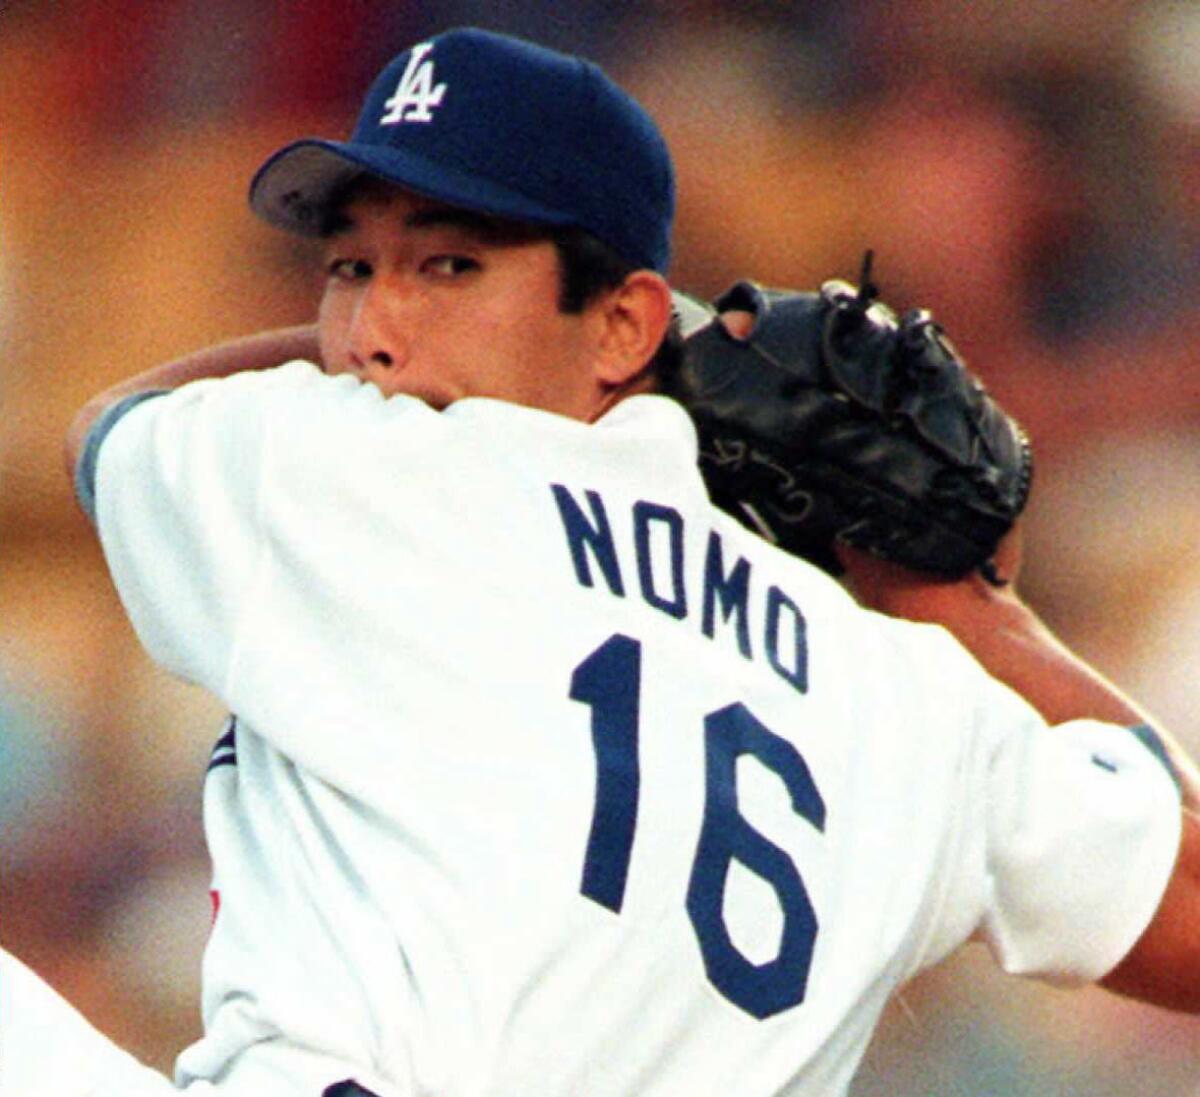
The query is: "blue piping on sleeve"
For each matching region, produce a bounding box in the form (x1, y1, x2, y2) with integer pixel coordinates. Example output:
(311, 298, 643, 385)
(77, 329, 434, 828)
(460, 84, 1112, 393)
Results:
(1127, 724, 1183, 796)
(75, 390, 170, 525)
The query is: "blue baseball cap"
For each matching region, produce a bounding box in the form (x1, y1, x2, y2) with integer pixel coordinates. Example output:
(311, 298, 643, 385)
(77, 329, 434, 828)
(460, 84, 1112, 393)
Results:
(249, 27, 674, 272)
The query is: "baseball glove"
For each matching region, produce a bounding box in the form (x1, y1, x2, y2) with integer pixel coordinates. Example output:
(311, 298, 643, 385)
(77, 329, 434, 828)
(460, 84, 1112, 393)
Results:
(671, 256, 1033, 582)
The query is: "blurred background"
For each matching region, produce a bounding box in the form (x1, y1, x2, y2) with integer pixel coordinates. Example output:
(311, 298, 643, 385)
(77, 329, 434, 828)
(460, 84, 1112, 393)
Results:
(1, 1, 1198, 1092)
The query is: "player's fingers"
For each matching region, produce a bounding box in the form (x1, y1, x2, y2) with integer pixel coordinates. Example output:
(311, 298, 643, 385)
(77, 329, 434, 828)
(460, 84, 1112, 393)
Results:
(717, 309, 755, 341)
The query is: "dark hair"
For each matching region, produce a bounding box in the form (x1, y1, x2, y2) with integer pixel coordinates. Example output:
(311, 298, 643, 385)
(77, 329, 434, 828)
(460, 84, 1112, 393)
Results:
(550, 226, 684, 389)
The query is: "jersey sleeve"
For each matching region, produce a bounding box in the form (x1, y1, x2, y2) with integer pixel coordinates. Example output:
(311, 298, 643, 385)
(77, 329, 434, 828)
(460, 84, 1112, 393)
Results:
(75, 390, 170, 524)
(90, 361, 335, 694)
(975, 711, 1182, 984)
(857, 614, 1181, 989)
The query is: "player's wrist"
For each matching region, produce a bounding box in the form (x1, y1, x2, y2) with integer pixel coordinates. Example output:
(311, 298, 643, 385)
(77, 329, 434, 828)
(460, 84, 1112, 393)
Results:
(835, 540, 1025, 622)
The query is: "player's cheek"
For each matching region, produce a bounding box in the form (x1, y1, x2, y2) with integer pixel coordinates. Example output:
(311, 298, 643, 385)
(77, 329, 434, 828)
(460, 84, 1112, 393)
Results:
(316, 290, 353, 375)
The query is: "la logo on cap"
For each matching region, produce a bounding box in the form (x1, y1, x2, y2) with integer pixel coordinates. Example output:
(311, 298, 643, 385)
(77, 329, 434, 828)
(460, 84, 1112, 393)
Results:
(380, 42, 446, 125)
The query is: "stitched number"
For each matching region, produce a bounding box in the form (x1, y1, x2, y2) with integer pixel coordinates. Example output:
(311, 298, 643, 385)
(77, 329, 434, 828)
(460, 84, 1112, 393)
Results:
(571, 635, 826, 1019)
(569, 633, 641, 913)
(686, 704, 825, 1018)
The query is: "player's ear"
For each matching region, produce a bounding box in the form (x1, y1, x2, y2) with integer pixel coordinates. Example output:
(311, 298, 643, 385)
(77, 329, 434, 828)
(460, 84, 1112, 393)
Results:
(589, 271, 673, 387)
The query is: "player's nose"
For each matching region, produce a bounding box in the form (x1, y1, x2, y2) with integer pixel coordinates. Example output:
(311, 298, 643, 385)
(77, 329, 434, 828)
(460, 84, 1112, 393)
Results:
(347, 277, 410, 375)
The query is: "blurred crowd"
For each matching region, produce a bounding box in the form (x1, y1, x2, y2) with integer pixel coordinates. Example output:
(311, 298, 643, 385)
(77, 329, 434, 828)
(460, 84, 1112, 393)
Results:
(1, 1, 1197, 1091)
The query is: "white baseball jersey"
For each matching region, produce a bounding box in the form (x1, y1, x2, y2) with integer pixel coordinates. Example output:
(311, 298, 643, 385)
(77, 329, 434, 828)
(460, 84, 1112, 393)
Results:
(84, 361, 1180, 1096)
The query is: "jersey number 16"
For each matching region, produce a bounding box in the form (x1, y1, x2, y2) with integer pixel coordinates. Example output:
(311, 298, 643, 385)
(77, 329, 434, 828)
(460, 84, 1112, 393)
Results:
(570, 633, 827, 1020)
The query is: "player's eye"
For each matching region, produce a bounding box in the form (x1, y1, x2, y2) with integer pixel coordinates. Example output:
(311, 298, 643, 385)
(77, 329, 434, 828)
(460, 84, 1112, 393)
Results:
(326, 257, 372, 282)
(420, 254, 480, 278)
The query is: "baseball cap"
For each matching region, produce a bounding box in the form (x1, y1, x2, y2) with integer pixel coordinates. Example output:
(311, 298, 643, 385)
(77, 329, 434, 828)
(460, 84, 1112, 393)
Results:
(249, 27, 674, 272)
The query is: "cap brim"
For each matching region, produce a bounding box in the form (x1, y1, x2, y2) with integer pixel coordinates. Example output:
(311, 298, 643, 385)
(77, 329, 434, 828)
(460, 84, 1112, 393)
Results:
(249, 139, 577, 237)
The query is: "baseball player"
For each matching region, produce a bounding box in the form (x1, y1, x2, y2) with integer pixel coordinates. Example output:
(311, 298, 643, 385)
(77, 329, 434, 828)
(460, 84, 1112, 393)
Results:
(4, 24, 1198, 1097)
